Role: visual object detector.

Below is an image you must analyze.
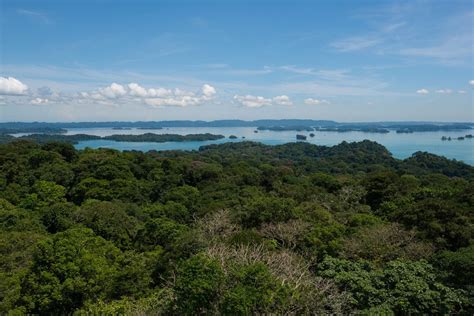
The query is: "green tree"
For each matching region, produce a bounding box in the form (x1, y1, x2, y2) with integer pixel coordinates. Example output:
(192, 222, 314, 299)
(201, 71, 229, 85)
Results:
(236, 195, 296, 228)
(72, 200, 140, 249)
(221, 263, 290, 315)
(174, 254, 224, 315)
(319, 257, 465, 314)
(135, 217, 187, 251)
(18, 228, 123, 314)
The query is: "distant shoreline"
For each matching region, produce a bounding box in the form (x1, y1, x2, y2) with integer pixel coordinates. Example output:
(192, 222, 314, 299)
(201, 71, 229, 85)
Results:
(1, 120, 472, 132)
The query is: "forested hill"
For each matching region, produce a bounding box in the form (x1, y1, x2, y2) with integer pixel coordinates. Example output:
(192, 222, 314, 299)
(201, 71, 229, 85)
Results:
(1, 140, 473, 314)
(0, 133, 225, 144)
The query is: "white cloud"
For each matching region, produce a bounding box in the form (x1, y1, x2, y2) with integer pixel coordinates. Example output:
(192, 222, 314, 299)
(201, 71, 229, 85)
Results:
(272, 95, 292, 106)
(0, 76, 29, 95)
(147, 88, 172, 97)
(435, 89, 453, 94)
(202, 84, 216, 98)
(78, 91, 105, 101)
(233, 95, 272, 108)
(233, 94, 293, 108)
(128, 83, 148, 97)
(469, 80, 474, 86)
(78, 82, 215, 107)
(30, 97, 49, 105)
(143, 84, 216, 107)
(144, 96, 202, 107)
(98, 83, 127, 98)
(416, 89, 429, 94)
(304, 98, 330, 105)
(458, 90, 466, 94)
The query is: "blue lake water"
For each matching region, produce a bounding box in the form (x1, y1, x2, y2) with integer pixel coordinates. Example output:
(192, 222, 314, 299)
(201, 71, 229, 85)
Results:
(67, 127, 474, 165)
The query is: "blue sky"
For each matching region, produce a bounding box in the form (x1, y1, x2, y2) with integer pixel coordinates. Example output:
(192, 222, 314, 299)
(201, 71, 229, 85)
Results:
(0, 0, 472, 122)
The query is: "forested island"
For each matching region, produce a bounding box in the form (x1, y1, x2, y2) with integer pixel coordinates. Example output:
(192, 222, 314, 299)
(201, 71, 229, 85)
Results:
(257, 126, 315, 132)
(395, 124, 472, 133)
(0, 133, 225, 145)
(315, 127, 390, 133)
(0, 139, 472, 314)
(442, 134, 473, 141)
(257, 126, 390, 133)
(0, 127, 67, 135)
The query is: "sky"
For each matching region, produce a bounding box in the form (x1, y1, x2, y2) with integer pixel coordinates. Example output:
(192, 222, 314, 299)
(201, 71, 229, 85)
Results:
(0, 0, 473, 122)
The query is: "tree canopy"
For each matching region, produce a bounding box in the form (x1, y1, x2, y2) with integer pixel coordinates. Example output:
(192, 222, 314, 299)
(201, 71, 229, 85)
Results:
(0, 139, 472, 314)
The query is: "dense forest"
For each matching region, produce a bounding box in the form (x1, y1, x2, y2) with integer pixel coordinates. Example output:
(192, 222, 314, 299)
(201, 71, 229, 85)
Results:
(0, 139, 473, 314)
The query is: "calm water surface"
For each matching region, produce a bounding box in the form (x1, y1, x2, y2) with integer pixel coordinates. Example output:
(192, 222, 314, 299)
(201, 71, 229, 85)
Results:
(67, 127, 474, 165)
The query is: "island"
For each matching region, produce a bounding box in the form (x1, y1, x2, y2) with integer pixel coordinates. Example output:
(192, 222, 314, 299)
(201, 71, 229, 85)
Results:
(257, 126, 314, 132)
(103, 133, 225, 143)
(0, 127, 67, 135)
(137, 127, 164, 130)
(317, 127, 390, 133)
(395, 124, 472, 133)
(296, 134, 307, 140)
(229, 135, 238, 139)
(442, 134, 473, 141)
(1, 133, 225, 145)
(396, 129, 414, 134)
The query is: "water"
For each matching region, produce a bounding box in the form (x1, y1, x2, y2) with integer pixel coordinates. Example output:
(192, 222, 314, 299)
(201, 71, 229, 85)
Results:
(65, 127, 474, 165)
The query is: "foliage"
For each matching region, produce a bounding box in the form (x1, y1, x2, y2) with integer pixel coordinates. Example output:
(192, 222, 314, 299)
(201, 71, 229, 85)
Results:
(0, 140, 472, 314)
(319, 257, 466, 314)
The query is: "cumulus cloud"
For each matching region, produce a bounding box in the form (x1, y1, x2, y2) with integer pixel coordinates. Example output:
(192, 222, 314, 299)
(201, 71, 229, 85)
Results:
(435, 89, 453, 94)
(0, 76, 29, 95)
(469, 80, 474, 86)
(416, 89, 429, 94)
(128, 83, 148, 97)
(304, 98, 330, 105)
(143, 84, 216, 107)
(30, 97, 49, 105)
(128, 83, 172, 98)
(78, 91, 106, 101)
(233, 95, 272, 108)
(78, 83, 216, 107)
(144, 95, 202, 107)
(202, 84, 216, 98)
(458, 90, 466, 94)
(98, 83, 127, 98)
(233, 94, 293, 108)
(272, 95, 293, 106)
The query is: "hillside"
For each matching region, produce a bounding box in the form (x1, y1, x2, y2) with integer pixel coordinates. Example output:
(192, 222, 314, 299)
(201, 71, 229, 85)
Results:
(0, 140, 472, 314)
